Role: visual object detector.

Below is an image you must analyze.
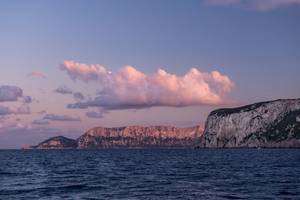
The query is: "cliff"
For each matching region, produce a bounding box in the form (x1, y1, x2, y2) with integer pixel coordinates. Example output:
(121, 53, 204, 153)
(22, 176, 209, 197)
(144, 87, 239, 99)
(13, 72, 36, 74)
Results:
(199, 99, 300, 148)
(28, 126, 203, 149)
(27, 98, 300, 149)
(77, 126, 203, 149)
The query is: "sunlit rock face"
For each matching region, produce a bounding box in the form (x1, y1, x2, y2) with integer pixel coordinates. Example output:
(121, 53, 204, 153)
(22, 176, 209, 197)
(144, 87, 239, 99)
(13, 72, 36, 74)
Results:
(77, 126, 203, 149)
(199, 99, 300, 148)
(29, 136, 77, 149)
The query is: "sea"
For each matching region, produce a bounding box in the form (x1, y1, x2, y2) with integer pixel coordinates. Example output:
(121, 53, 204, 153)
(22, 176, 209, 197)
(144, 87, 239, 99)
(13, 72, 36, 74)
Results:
(0, 149, 299, 200)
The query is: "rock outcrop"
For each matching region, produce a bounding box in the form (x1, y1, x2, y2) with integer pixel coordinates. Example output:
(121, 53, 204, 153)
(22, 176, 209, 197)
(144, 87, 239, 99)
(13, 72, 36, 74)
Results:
(27, 98, 300, 149)
(28, 126, 203, 149)
(28, 136, 77, 149)
(77, 126, 203, 149)
(199, 99, 300, 148)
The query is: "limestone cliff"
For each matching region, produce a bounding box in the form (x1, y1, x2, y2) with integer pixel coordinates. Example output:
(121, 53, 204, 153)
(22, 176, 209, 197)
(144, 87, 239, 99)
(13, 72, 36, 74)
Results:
(77, 126, 203, 149)
(27, 98, 300, 149)
(28, 126, 203, 149)
(199, 99, 300, 148)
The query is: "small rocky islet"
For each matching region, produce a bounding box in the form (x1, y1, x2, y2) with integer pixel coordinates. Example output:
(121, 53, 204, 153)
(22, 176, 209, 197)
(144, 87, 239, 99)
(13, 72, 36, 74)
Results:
(27, 98, 300, 149)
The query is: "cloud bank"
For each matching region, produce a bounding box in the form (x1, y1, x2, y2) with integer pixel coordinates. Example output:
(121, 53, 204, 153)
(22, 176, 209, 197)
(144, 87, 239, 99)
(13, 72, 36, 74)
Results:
(23, 96, 33, 104)
(32, 119, 50, 125)
(0, 85, 33, 104)
(86, 109, 106, 119)
(54, 85, 86, 101)
(0, 105, 30, 116)
(73, 92, 85, 101)
(61, 60, 234, 110)
(43, 114, 81, 122)
(55, 86, 73, 95)
(206, 0, 300, 10)
(0, 86, 23, 102)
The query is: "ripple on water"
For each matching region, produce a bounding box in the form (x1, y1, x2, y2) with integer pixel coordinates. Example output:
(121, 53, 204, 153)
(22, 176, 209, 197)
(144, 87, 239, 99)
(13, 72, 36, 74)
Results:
(0, 149, 299, 199)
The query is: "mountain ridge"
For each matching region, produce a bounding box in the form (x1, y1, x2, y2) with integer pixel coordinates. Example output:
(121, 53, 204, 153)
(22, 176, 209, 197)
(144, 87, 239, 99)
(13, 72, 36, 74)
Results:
(26, 98, 300, 149)
(26, 125, 203, 149)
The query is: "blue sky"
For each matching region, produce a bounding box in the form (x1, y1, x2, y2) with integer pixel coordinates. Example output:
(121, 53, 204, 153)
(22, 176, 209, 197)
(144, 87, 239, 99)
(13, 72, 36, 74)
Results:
(0, 0, 299, 148)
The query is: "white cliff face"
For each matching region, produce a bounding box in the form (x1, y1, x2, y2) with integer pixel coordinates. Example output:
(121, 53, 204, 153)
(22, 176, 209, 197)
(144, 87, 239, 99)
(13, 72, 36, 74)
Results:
(201, 99, 300, 148)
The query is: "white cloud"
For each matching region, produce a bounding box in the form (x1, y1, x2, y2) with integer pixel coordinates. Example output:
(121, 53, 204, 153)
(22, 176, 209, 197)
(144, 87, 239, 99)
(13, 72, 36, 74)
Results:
(62, 60, 235, 110)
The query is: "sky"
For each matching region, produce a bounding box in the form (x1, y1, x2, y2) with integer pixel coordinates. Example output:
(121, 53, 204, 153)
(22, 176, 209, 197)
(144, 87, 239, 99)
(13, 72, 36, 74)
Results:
(0, 0, 299, 148)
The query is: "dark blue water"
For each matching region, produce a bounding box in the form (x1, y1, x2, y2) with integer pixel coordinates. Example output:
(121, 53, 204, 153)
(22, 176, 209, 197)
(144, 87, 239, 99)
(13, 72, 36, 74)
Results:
(0, 149, 299, 200)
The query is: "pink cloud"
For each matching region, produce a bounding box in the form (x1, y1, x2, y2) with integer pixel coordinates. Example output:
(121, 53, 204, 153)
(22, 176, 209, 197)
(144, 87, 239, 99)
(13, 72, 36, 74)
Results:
(62, 60, 235, 110)
(60, 60, 110, 82)
(206, 0, 300, 10)
(28, 71, 47, 79)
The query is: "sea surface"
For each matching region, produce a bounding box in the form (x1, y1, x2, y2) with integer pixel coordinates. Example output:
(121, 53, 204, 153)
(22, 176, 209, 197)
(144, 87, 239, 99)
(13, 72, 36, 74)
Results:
(0, 149, 299, 200)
